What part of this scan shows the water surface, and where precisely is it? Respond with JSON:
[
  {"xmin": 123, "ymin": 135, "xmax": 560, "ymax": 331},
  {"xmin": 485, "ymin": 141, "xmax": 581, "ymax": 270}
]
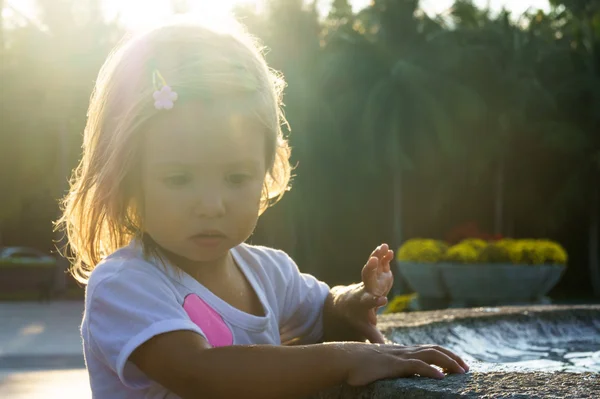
[{"xmin": 388, "ymin": 309, "xmax": 600, "ymax": 373}]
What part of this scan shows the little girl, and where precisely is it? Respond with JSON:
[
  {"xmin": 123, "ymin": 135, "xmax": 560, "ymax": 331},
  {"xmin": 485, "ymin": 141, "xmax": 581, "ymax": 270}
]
[{"xmin": 57, "ymin": 17, "xmax": 468, "ymax": 399}]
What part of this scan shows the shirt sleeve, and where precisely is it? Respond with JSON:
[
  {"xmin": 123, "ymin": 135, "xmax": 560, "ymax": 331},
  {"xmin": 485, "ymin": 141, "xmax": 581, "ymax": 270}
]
[
  {"xmin": 276, "ymin": 252, "xmax": 331, "ymax": 345},
  {"xmin": 85, "ymin": 260, "xmax": 206, "ymax": 389}
]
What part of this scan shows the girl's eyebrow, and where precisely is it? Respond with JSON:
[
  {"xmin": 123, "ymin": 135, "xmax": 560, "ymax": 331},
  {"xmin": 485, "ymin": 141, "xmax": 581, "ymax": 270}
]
[{"xmin": 150, "ymin": 160, "xmax": 261, "ymax": 170}]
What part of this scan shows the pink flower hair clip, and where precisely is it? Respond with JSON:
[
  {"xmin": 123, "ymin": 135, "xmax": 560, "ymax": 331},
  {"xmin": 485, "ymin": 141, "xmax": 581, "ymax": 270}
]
[{"xmin": 152, "ymin": 70, "xmax": 178, "ymax": 110}]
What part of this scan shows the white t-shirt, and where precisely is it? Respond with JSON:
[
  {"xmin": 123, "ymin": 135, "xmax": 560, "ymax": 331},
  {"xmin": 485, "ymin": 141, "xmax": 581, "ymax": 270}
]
[{"xmin": 81, "ymin": 241, "xmax": 330, "ymax": 399}]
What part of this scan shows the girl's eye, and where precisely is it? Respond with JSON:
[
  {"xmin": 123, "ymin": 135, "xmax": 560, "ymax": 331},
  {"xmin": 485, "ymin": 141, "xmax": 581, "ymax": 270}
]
[
  {"xmin": 227, "ymin": 173, "xmax": 251, "ymax": 185},
  {"xmin": 164, "ymin": 174, "xmax": 191, "ymax": 187}
]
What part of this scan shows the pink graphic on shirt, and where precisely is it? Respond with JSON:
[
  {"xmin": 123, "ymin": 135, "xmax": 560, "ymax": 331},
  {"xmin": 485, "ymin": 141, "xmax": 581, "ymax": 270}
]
[{"xmin": 183, "ymin": 294, "xmax": 233, "ymax": 347}]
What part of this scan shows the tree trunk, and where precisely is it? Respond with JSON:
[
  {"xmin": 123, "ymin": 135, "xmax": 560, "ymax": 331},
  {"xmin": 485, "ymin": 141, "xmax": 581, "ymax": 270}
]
[
  {"xmin": 506, "ymin": 210, "xmax": 514, "ymax": 238},
  {"xmin": 493, "ymin": 155, "xmax": 505, "ymax": 236},
  {"xmin": 392, "ymin": 166, "xmax": 402, "ymax": 254},
  {"xmin": 391, "ymin": 164, "xmax": 409, "ymax": 295},
  {"xmin": 589, "ymin": 181, "xmax": 600, "ymax": 297}
]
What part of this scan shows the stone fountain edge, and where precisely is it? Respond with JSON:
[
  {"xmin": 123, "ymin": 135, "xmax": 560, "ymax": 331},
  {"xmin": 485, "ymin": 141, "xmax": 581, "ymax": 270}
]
[{"xmin": 311, "ymin": 305, "xmax": 600, "ymax": 399}]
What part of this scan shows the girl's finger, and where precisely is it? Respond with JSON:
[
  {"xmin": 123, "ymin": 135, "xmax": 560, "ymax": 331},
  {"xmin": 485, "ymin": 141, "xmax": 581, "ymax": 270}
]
[
  {"xmin": 369, "ymin": 245, "xmax": 382, "ymax": 259},
  {"xmin": 395, "ymin": 359, "xmax": 445, "ymax": 380},
  {"xmin": 361, "ymin": 257, "xmax": 379, "ymax": 282},
  {"xmin": 406, "ymin": 348, "xmax": 465, "ymax": 374},
  {"xmin": 418, "ymin": 345, "xmax": 470, "ymax": 372},
  {"xmin": 385, "ymin": 250, "xmax": 394, "ymax": 268},
  {"xmin": 386, "ymin": 249, "xmax": 394, "ymax": 259},
  {"xmin": 370, "ymin": 244, "xmax": 388, "ymax": 260},
  {"xmin": 378, "ymin": 244, "xmax": 389, "ymax": 259}
]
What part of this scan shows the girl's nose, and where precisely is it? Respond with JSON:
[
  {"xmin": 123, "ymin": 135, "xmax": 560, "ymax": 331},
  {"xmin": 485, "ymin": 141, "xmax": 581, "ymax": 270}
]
[{"xmin": 192, "ymin": 191, "xmax": 226, "ymax": 218}]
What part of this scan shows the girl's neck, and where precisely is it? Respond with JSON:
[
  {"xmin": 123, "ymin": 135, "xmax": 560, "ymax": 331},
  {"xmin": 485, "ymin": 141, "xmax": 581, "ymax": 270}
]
[{"xmin": 163, "ymin": 249, "xmax": 235, "ymax": 285}]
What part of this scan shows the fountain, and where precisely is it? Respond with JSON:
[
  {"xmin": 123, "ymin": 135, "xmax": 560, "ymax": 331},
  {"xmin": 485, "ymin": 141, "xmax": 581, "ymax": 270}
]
[{"xmin": 313, "ymin": 305, "xmax": 600, "ymax": 398}]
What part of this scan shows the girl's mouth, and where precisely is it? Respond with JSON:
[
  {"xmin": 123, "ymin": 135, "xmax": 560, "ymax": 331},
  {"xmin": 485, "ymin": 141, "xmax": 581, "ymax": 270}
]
[{"xmin": 191, "ymin": 232, "xmax": 226, "ymax": 248}]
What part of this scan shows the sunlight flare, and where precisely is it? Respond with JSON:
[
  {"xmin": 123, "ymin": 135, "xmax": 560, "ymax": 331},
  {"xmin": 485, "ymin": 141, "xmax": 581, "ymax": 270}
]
[{"xmin": 101, "ymin": 0, "xmax": 261, "ymax": 31}]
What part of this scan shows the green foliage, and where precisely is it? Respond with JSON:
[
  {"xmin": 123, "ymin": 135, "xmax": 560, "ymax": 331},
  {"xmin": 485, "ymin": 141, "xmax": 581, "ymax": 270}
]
[
  {"xmin": 398, "ymin": 238, "xmax": 568, "ymax": 265},
  {"xmin": 444, "ymin": 242, "xmax": 480, "ymax": 263},
  {"xmin": 460, "ymin": 238, "xmax": 488, "ymax": 250},
  {"xmin": 396, "ymin": 239, "xmax": 448, "ymax": 263},
  {"xmin": 477, "ymin": 242, "xmax": 513, "ymax": 263},
  {"xmin": 0, "ymin": 0, "xmax": 121, "ymax": 245},
  {"xmin": 382, "ymin": 293, "xmax": 417, "ymax": 314},
  {"xmin": 509, "ymin": 239, "xmax": 569, "ymax": 265},
  {"xmin": 0, "ymin": 0, "xmax": 596, "ymax": 286}
]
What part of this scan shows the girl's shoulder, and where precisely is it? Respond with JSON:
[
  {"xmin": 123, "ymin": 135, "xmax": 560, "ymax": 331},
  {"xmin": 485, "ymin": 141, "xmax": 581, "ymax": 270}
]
[
  {"xmin": 86, "ymin": 244, "xmax": 171, "ymax": 300},
  {"xmin": 88, "ymin": 245, "xmax": 148, "ymax": 281}
]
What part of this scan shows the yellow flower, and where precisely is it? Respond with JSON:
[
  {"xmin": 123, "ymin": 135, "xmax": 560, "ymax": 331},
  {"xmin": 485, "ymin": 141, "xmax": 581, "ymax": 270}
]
[
  {"xmin": 460, "ymin": 238, "xmax": 488, "ymax": 250},
  {"xmin": 501, "ymin": 239, "xmax": 568, "ymax": 265},
  {"xmin": 443, "ymin": 242, "xmax": 480, "ymax": 263},
  {"xmin": 534, "ymin": 240, "xmax": 568, "ymax": 265},
  {"xmin": 382, "ymin": 294, "xmax": 417, "ymax": 314},
  {"xmin": 478, "ymin": 242, "xmax": 512, "ymax": 263},
  {"xmin": 397, "ymin": 239, "xmax": 447, "ymax": 263},
  {"xmin": 397, "ymin": 237, "xmax": 568, "ymax": 266}
]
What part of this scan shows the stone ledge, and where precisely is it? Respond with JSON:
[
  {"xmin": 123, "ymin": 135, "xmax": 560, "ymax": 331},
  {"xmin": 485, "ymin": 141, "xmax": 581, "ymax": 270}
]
[
  {"xmin": 378, "ymin": 305, "xmax": 600, "ymax": 331},
  {"xmin": 314, "ymin": 371, "xmax": 599, "ymax": 399},
  {"xmin": 311, "ymin": 305, "xmax": 600, "ymax": 399}
]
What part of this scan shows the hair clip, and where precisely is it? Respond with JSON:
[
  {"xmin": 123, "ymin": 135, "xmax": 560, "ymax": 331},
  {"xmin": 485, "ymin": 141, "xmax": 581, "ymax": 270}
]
[{"xmin": 152, "ymin": 70, "xmax": 178, "ymax": 110}]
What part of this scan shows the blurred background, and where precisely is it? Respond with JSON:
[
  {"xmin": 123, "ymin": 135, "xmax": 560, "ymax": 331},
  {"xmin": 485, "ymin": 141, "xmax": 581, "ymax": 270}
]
[
  {"xmin": 1, "ymin": 0, "xmax": 599, "ymax": 301},
  {"xmin": 1, "ymin": 0, "xmax": 599, "ymax": 397}
]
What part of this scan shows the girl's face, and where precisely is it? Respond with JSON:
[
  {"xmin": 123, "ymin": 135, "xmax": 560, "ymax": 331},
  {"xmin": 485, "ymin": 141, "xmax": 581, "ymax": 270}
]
[{"xmin": 140, "ymin": 101, "xmax": 267, "ymax": 265}]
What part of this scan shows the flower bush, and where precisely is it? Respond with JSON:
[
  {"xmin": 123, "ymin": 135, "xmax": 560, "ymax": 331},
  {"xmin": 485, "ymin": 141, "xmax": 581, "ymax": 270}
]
[
  {"xmin": 477, "ymin": 242, "xmax": 512, "ymax": 263},
  {"xmin": 397, "ymin": 238, "xmax": 568, "ymax": 266},
  {"xmin": 396, "ymin": 239, "xmax": 448, "ymax": 263},
  {"xmin": 382, "ymin": 293, "xmax": 417, "ymax": 314},
  {"xmin": 461, "ymin": 238, "xmax": 488, "ymax": 250},
  {"xmin": 509, "ymin": 239, "xmax": 568, "ymax": 265},
  {"xmin": 443, "ymin": 242, "xmax": 479, "ymax": 263}
]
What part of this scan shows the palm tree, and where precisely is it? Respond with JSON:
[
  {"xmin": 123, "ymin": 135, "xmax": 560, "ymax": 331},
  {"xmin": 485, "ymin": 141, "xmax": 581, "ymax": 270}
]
[
  {"xmin": 433, "ymin": 4, "xmax": 568, "ymax": 238},
  {"xmin": 548, "ymin": 0, "xmax": 600, "ymax": 295},
  {"xmin": 316, "ymin": 0, "xmax": 484, "ymax": 288}
]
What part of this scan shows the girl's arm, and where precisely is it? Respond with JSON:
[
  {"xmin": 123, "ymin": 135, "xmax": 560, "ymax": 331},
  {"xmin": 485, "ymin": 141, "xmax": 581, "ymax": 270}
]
[
  {"xmin": 130, "ymin": 330, "xmax": 467, "ymax": 399},
  {"xmin": 322, "ymin": 283, "xmax": 381, "ymax": 343},
  {"xmin": 322, "ymin": 245, "xmax": 396, "ymax": 344}
]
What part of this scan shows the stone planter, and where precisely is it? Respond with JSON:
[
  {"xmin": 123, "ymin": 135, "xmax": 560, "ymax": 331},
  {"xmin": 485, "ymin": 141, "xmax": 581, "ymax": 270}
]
[
  {"xmin": 396, "ymin": 261, "xmax": 566, "ymax": 309},
  {"xmin": 396, "ymin": 262, "xmax": 446, "ymax": 299},
  {"xmin": 440, "ymin": 263, "xmax": 565, "ymax": 304}
]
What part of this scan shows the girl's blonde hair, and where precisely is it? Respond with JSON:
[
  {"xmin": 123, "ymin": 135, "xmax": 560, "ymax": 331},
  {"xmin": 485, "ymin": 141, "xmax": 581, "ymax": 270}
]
[{"xmin": 56, "ymin": 17, "xmax": 292, "ymax": 284}]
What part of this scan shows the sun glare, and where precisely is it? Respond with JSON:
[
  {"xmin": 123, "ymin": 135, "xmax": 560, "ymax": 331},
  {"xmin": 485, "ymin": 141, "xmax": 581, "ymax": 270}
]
[
  {"xmin": 9, "ymin": 0, "xmax": 551, "ymax": 33},
  {"xmin": 101, "ymin": 0, "xmax": 261, "ymax": 32},
  {"xmin": 101, "ymin": 0, "xmax": 550, "ymax": 32}
]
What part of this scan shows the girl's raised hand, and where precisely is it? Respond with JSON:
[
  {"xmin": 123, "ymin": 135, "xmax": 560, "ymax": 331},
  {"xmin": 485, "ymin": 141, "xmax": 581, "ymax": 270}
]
[{"xmin": 361, "ymin": 244, "xmax": 394, "ymax": 325}]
